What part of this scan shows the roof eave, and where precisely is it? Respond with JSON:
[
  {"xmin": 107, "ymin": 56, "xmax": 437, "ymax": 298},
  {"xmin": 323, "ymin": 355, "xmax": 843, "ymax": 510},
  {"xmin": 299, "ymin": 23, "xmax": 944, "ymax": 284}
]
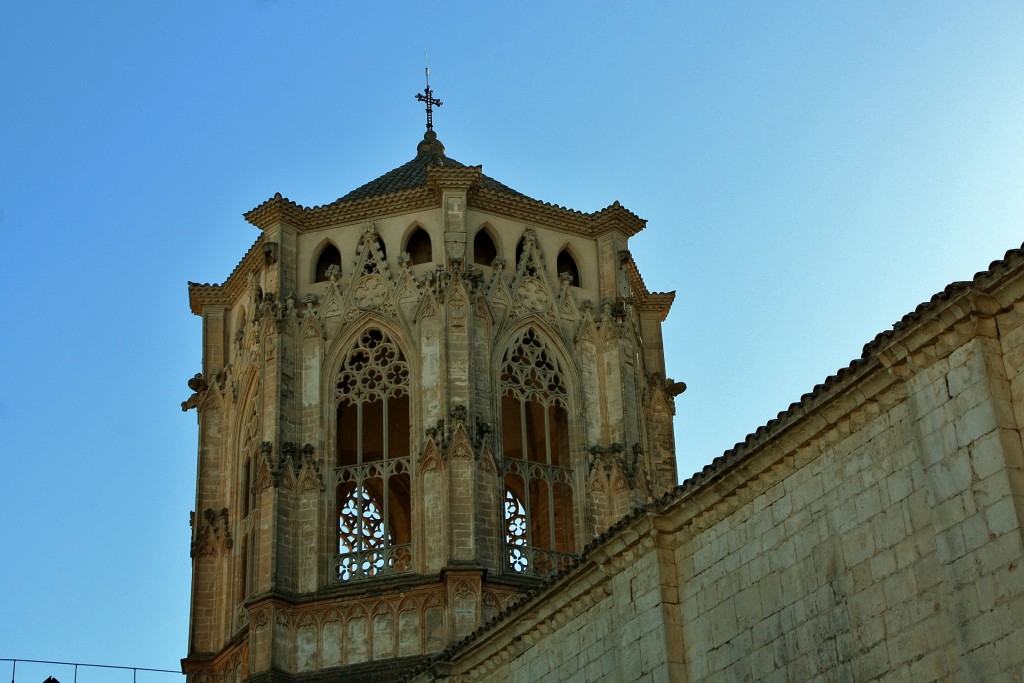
[
  {"xmin": 244, "ymin": 193, "xmax": 308, "ymax": 231},
  {"xmin": 470, "ymin": 188, "xmax": 647, "ymax": 237},
  {"xmin": 187, "ymin": 236, "xmax": 264, "ymax": 315}
]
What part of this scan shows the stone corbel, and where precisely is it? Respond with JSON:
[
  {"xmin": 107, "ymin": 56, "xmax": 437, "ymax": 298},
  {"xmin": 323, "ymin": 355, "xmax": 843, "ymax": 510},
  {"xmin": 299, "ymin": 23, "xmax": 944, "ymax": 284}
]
[
  {"xmin": 445, "ymin": 232, "xmax": 467, "ymax": 264},
  {"xmin": 181, "ymin": 372, "xmax": 208, "ymax": 411}
]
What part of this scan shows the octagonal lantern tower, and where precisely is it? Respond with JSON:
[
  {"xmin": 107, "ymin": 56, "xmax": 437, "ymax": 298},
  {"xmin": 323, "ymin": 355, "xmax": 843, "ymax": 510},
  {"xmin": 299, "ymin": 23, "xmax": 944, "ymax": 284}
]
[{"xmin": 181, "ymin": 124, "xmax": 682, "ymax": 682}]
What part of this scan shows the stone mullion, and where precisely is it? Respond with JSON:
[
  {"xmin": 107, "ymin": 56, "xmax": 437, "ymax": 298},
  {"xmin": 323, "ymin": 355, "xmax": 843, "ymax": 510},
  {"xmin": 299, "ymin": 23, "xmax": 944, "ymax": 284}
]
[
  {"xmin": 382, "ymin": 468, "xmax": 392, "ymax": 560},
  {"xmin": 382, "ymin": 397, "xmax": 391, "ymax": 561},
  {"xmin": 382, "ymin": 394, "xmax": 390, "ymax": 460},
  {"xmin": 520, "ymin": 460, "xmax": 533, "ymax": 554},
  {"xmin": 543, "ymin": 401, "xmax": 552, "ymax": 466},
  {"xmin": 542, "ymin": 404, "xmax": 557, "ymax": 556},
  {"xmin": 518, "ymin": 398, "xmax": 527, "ymax": 462},
  {"xmin": 356, "ymin": 401, "xmax": 364, "ymax": 466}
]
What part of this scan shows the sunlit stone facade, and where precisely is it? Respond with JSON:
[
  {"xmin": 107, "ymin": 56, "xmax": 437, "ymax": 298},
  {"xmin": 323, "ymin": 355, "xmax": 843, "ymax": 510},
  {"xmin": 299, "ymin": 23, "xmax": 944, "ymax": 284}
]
[
  {"xmin": 182, "ymin": 130, "xmax": 681, "ymax": 682},
  {"xmin": 183, "ymin": 126, "xmax": 1024, "ymax": 682},
  {"xmin": 408, "ymin": 248, "xmax": 1024, "ymax": 683}
]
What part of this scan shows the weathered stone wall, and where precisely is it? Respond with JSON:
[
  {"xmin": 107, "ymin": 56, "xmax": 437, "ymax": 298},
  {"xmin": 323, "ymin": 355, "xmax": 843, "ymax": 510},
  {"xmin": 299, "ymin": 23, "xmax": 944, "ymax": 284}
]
[
  {"xmin": 672, "ymin": 308, "xmax": 1024, "ymax": 682},
  {"xmin": 417, "ymin": 250, "xmax": 1024, "ymax": 682}
]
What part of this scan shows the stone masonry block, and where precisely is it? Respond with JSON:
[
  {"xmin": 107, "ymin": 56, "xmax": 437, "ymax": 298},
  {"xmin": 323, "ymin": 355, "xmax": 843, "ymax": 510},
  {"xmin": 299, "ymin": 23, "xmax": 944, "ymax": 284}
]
[
  {"xmin": 974, "ymin": 471, "xmax": 1013, "ymax": 510},
  {"xmin": 948, "ymin": 343, "xmax": 987, "ymax": 393},
  {"xmin": 934, "ymin": 524, "xmax": 967, "ymax": 563},
  {"xmin": 961, "ymin": 513, "xmax": 990, "ymax": 553},
  {"xmin": 855, "ymin": 484, "xmax": 884, "ymax": 523},
  {"xmin": 915, "ymin": 400, "xmax": 952, "ymax": 439},
  {"xmin": 969, "ymin": 429, "xmax": 1020, "ymax": 481},
  {"xmin": 926, "ymin": 450, "xmax": 973, "ymax": 503},
  {"xmin": 956, "ymin": 400, "xmax": 1001, "ymax": 449}
]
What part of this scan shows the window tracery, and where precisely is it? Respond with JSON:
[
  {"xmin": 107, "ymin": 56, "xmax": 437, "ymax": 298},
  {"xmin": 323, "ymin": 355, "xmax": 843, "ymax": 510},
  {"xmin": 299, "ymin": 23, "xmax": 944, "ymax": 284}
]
[
  {"xmin": 500, "ymin": 328, "xmax": 576, "ymax": 576},
  {"xmin": 337, "ymin": 485, "xmax": 392, "ymax": 580},
  {"xmin": 334, "ymin": 328, "xmax": 412, "ymax": 581},
  {"xmin": 362, "ymin": 237, "xmax": 387, "ymax": 275},
  {"xmin": 504, "ymin": 490, "xmax": 528, "ymax": 572}
]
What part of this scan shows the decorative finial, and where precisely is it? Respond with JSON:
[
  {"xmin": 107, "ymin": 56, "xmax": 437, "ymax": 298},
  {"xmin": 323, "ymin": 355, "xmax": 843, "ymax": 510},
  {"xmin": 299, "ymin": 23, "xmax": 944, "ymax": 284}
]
[{"xmin": 415, "ymin": 55, "xmax": 442, "ymax": 132}]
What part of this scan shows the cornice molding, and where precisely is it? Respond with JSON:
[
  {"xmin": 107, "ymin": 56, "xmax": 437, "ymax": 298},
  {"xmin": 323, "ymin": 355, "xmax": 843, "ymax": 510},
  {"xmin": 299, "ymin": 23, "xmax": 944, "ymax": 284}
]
[
  {"xmin": 188, "ymin": 235, "xmax": 264, "ymax": 316},
  {"xmin": 241, "ymin": 182, "xmax": 647, "ymax": 239},
  {"xmin": 426, "ymin": 165, "xmax": 483, "ymax": 193},
  {"xmin": 622, "ymin": 254, "xmax": 674, "ymax": 320}
]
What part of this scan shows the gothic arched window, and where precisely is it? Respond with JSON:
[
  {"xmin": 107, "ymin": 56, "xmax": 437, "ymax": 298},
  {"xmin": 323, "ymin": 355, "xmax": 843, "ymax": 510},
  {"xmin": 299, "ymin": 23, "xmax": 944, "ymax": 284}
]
[
  {"xmin": 315, "ymin": 243, "xmax": 342, "ymax": 282},
  {"xmin": 334, "ymin": 328, "xmax": 412, "ymax": 581},
  {"xmin": 406, "ymin": 227, "xmax": 432, "ymax": 265},
  {"xmin": 500, "ymin": 328, "xmax": 575, "ymax": 576},
  {"xmin": 556, "ymin": 249, "xmax": 580, "ymax": 287},
  {"xmin": 474, "ymin": 229, "xmax": 498, "ymax": 266}
]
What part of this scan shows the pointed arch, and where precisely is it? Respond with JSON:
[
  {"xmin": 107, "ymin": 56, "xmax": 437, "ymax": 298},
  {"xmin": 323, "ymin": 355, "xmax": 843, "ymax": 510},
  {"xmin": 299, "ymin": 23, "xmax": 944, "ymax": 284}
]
[
  {"xmin": 473, "ymin": 226, "xmax": 499, "ymax": 266},
  {"xmin": 314, "ymin": 241, "xmax": 342, "ymax": 283},
  {"xmin": 323, "ymin": 312, "xmax": 417, "ymax": 385},
  {"xmin": 496, "ymin": 324, "xmax": 577, "ymax": 576},
  {"xmin": 404, "ymin": 225, "xmax": 433, "ymax": 265},
  {"xmin": 235, "ymin": 368, "xmax": 261, "ymax": 517},
  {"xmin": 332, "ymin": 325, "xmax": 413, "ymax": 582},
  {"xmin": 556, "ymin": 247, "xmax": 581, "ymax": 287},
  {"xmin": 233, "ymin": 370, "xmax": 260, "ymax": 620},
  {"xmin": 493, "ymin": 316, "xmax": 580, "ymax": 396}
]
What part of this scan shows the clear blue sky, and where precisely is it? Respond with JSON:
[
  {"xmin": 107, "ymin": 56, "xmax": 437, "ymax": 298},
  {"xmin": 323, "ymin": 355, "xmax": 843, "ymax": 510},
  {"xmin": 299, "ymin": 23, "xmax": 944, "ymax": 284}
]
[{"xmin": 2, "ymin": 1, "xmax": 1023, "ymax": 676}]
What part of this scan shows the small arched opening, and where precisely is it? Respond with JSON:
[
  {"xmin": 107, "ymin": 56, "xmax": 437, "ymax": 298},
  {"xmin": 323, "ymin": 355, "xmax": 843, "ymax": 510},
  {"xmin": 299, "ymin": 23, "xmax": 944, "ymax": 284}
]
[
  {"xmin": 556, "ymin": 249, "xmax": 580, "ymax": 287},
  {"xmin": 474, "ymin": 229, "xmax": 498, "ymax": 266},
  {"xmin": 406, "ymin": 227, "xmax": 432, "ymax": 265},
  {"xmin": 315, "ymin": 243, "xmax": 342, "ymax": 282}
]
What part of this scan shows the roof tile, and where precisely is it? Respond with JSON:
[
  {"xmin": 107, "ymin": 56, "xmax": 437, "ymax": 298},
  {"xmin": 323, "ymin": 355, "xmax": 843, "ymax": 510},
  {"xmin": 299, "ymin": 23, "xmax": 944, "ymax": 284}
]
[{"xmin": 338, "ymin": 131, "xmax": 529, "ymax": 202}]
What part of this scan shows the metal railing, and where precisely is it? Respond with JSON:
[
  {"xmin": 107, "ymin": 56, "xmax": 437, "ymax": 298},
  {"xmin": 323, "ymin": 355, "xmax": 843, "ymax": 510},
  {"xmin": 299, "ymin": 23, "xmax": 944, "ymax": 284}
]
[{"xmin": 3, "ymin": 658, "xmax": 184, "ymax": 683}]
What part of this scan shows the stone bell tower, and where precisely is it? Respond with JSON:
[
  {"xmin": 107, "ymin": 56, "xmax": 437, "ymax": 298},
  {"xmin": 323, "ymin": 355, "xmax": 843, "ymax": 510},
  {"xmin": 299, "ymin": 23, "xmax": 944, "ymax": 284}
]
[{"xmin": 181, "ymin": 113, "xmax": 683, "ymax": 681}]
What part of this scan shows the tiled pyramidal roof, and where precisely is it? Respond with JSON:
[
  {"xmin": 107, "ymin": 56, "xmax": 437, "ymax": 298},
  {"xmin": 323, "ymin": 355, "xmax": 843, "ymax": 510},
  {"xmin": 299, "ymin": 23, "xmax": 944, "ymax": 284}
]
[
  {"xmin": 196, "ymin": 128, "xmax": 654, "ymax": 316},
  {"xmin": 240, "ymin": 129, "xmax": 648, "ymax": 238},
  {"xmin": 338, "ymin": 130, "xmax": 529, "ymax": 202}
]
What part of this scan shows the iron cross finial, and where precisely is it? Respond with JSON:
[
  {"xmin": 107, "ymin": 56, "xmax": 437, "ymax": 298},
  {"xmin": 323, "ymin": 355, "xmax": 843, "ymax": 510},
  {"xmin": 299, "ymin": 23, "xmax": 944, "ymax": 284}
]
[{"xmin": 415, "ymin": 65, "xmax": 442, "ymax": 132}]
